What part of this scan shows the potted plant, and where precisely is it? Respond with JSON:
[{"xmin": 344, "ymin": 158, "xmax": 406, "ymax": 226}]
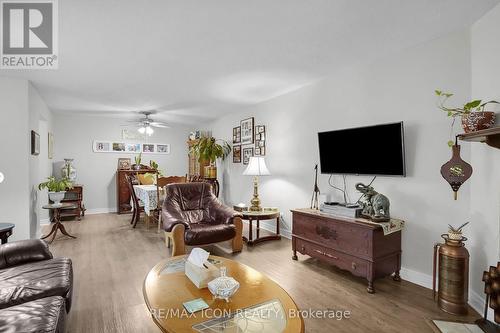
[
  {"xmin": 38, "ymin": 176, "xmax": 73, "ymax": 206},
  {"xmin": 436, "ymin": 90, "xmax": 498, "ymax": 144},
  {"xmin": 132, "ymin": 152, "xmax": 142, "ymax": 170},
  {"xmin": 190, "ymin": 137, "xmax": 231, "ymax": 179}
]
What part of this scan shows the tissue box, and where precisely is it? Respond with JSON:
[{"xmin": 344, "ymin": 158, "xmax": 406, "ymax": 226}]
[{"xmin": 185, "ymin": 260, "xmax": 219, "ymax": 289}]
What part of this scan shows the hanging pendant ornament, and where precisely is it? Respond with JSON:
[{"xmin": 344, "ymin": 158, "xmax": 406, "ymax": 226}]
[{"xmin": 440, "ymin": 140, "xmax": 472, "ymax": 200}]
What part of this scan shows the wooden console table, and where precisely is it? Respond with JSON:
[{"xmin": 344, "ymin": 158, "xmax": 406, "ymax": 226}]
[{"xmin": 291, "ymin": 208, "xmax": 402, "ymax": 293}]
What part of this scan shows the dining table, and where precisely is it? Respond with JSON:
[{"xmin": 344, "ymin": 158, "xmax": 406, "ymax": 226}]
[{"xmin": 133, "ymin": 184, "xmax": 162, "ymax": 230}]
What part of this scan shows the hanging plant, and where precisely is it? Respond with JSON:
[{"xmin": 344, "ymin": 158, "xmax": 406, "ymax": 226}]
[{"xmin": 435, "ymin": 90, "xmax": 498, "ymax": 146}]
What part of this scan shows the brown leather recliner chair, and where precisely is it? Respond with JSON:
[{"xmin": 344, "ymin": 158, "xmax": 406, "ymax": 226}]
[{"xmin": 162, "ymin": 182, "xmax": 243, "ymax": 256}]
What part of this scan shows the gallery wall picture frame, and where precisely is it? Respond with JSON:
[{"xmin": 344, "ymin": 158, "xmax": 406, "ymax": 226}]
[
  {"xmin": 92, "ymin": 141, "xmax": 170, "ymax": 154},
  {"xmin": 243, "ymin": 147, "xmax": 254, "ymax": 165},
  {"xmin": 233, "ymin": 145, "xmax": 241, "ymax": 163},
  {"xmin": 48, "ymin": 132, "xmax": 54, "ymax": 159},
  {"xmin": 118, "ymin": 158, "xmax": 131, "ymax": 170},
  {"xmin": 254, "ymin": 125, "xmax": 266, "ymax": 156},
  {"xmin": 240, "ymin": 117, "xmax": 254, "ymax": 145},
  {"xmin": 31, "ymin": 130, "xmax": 40, "ymax": 156},
  {"xmin": 233, "ymin": 126, "xmax": 241, "ymax": 144}
]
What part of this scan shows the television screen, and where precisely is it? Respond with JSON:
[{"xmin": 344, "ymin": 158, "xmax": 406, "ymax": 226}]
[{"xmin": 318, "ymin": 122, "xmax": 406, "ymax": 176}]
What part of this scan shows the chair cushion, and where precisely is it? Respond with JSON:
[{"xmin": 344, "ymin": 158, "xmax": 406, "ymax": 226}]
[
  {"xmin": 0, "ymin": 296, "xmax": 66, "ymax": 333},
  {"xmin": 185, "ymin": 223, "xmax": 236, "ymax": 246},
  {"xmin": 0, "ymin": 257, "xmax": 73, "ymax": 311}
]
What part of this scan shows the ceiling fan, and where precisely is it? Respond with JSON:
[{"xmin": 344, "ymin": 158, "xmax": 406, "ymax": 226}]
[{"xmin": 124, "ymin": 111, "xmax": 169, "ymax": 136}]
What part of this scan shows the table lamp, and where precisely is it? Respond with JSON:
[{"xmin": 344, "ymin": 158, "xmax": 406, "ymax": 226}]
[{"xmin": 243, "ymin": 157, "xmax": 270, "ymax": 212}]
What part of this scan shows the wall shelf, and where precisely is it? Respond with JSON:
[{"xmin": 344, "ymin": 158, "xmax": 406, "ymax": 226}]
[{"xmin": 457, "ymin": 127, "xmax": 500, "ymax": 149}]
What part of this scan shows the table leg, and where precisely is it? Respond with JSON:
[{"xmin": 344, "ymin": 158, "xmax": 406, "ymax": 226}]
[
  {"xmin": 256, "ymin": 219, "xmax": 260, "ymax": 239},
  {"xmin": 276, "ymin": 217, "xmax": 280, "ymax": 235},
  {"xmin": 1, "ymin": 236, "xmax": 7, "ymax": 244}
]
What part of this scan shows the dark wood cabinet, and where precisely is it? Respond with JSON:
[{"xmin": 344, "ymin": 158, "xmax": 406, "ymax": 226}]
[
  {"xmin": 116, "ymin": 169, "xmax": 152, "ymax": 214},
  {"xmin": 291, "ymin": 208, "xmax": 401, "ymax": 293}
]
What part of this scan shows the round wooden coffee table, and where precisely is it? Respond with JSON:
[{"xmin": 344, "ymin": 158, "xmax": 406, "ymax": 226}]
[{"xmin": 143, "ymin": 255, "xmax": 304, "ymax": 332}]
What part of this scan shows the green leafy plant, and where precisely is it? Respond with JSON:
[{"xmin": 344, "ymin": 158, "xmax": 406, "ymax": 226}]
[
  {"xmin": 435, "ymin": 90, "xmax": 499, "ymax": 146},
  {"xmin": 190, "ymin": 137, "xmax": 231, "ymax": 164},
  {"xmin": 38, "ymin": 176, "xmax": 73, "ymax": 192},
  {"xmin": 134, "ymin": 152, "xmax": 142, "ymax": 165},
  {"xmin": 149, "ymin": 160, "xmax": 164, "ymax": 177}
]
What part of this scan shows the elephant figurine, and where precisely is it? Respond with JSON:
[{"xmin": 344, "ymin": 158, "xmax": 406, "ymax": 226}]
[{"xmin": 355, "ymin": 183, "xmax": 390, "ymax": 222}]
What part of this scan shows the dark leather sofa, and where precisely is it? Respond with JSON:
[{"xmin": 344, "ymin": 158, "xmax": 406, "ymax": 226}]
[
  {"xmin": 0, "ymin": 239, "xmax": 73, "ymax": 332},
  {"xmin": 162, "ymin": 182, "xmax": 243, "ymax": 256}
]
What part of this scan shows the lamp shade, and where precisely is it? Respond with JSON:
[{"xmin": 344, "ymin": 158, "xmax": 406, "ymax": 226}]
[
  {"xmin": 0, "ymin": 172, "xmax": 4, "ymax": 183},
  {"xmin": 243, "ymin": 157, "xmax": 270, "ymax": 176}
]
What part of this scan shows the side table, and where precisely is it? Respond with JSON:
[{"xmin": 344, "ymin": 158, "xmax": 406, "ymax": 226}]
[
  {"xmin": 241, "ymin": 211, "xmax": 281, "ymax": 246},
  {"xmin": 0, "ymin": 223, "xmax": 15, "ymax": 244},
  {"xmin": 41, "ymin": 203, "xmax": 77, "ymax": 243}
]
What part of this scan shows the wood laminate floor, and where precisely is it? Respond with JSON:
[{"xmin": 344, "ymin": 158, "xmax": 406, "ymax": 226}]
[{"xmin": 44, "ymin": 213, "xmax": 479, "ymax": 333}]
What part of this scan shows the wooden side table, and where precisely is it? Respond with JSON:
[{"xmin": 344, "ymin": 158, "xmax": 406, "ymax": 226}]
[
  {"xmin": 241, "ymin": 211, "xmax": 281, "ymax": 246},
  {"xmin": 0, "ymin": 223, "xmax": 14, "ymax": 244},
  {"xmin": 42, "ymin": 203, "xmax": 77, "ymax": 243}
]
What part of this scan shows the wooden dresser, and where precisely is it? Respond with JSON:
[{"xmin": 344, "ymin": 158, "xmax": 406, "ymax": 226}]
[
  {"xmin": 116, "ymin": 169, "xmax": 152, "ymax": 214},
  {"xmin": 291, "ymin": 208, "xmax": 402, "ymax": 293}
]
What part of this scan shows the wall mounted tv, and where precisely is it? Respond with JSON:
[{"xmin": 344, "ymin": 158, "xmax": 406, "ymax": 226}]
[{"xmin": 318, "ymin": 122, "xmax": 406, "ymax": 176}]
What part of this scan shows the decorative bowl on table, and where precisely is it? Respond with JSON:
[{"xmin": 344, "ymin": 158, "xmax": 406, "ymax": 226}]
[{"xmin": 208, "ymin": 267, "xmax": 240, "ymax": 302}]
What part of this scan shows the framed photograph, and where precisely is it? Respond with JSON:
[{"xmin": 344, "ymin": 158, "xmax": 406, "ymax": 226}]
[
  {"xmin": 233, "ymin": 145, "xmax": 241, "ymax": 163},
  {"xmin": 93, "ymin": 141, "xmax": 110, "ymax": 152},
  {"xmin": 240, "ymin": 117, "xmax": 254, "ymax": 145},
  {"xmin": 255, "ymin": 147, "xmax": 261, "ymax": 156},
  {"xmin": 48, "ymin": 132, "xmax": 54, "ymax": 159},
  {"xmin": 233, "ymin": 126, "xmax": 241, "ymax": 144},
  {"xmin": 118, "ymin": 158, "xmax": 131, "ymax": 170},
  {"xmin": 142, "ymin": 144, "xmax": 155, "ymax": 153},
  {"xmin": 156, "ymin": 144, "xmax": 170, "ymax": 153},
  {"xmin": 125, "ymin": 143, "xmax": 141, "ymax": 152},
  {"xmin": 31, "ymin": 130, "xmax": 40, "ymax": 155},
  {"xmin": 243, "ymin": 147, "xmax": 253, "ymax": 165},
  {"xmin": 254, "ymin": 125, "xmax": 266, "ymax": 156},
  {"xmin": 112, "ymin": 142, "xmax": 125, "ymax": 152}
]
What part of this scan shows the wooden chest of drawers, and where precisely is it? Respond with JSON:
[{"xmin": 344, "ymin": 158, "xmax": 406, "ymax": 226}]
[{"xmin": 291, "ymin": 208, "xmax": 402, "ymax": 293}]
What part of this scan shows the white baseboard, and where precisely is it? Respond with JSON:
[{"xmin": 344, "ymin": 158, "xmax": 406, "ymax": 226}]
[
  {"xmin": 40, "ymin": 218, "xmax": 50, "ymax": 226},
  {"xmin": 85, "ymin": 207, "xmax": 117, "ymax": 215}
]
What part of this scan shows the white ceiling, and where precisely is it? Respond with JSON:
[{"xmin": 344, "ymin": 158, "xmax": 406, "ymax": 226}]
[{"xmin": 1, "ymin": 0, "xmax": 499, "ymax": 125}]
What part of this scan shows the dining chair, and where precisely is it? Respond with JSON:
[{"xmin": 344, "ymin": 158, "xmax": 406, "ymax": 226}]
[
  {"xmin": 125, "ymin": 174, "xmax": 145, "ymax": 228},
  {"xmin": 154, "ymin": 175, "xmax": 187, "ymax": 233}
]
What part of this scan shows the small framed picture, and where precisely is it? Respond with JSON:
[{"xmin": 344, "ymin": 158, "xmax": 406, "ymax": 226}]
[
  {"xmin": 112, "ymin": 142, "xmax": 125, "ymax": 152},
  {"xmin": 255, "ymin": 147, "xmax": 261, "ymax": 156},
  {"xmin": 118, "ymin": 158, "xmax": 131, "ymax": 170},
  {"xmin": 233, "ymin": 145, "xmax": 241, "ymax": 163},
  {"xmin": 243, "ymin": 147, "xmax": 254, "ymax": 165},
  {"xmin": 31, "ymin": 130, "xmax": 40, "ymax": 155},
  {"xmin": 156, "ymin": 144, "xmax": 170, "ymax": 154},
  {"xmin": 256, "ymin": 125, "xmax": 265, "ymax": 134},
  {"xmin": 233, "ymin": 126, "xmax": 241, "ymax": 144},
  {"xmin": 142, "ymin": 144, "xmax": 155, "ymax": 153},
  {"xmin": 125, "ymin": 143, "xmax": 141, "ymax": 152},
  {"xmin": 240, "ymin": 117, "xmax": 254, "ymax": 145},
  {"xmin": 48, "ymin": 132, "xmax": 54, "ymax": 159}
]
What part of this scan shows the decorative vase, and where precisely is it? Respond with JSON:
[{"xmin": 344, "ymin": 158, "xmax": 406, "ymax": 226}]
[
  {"xmin": 132, "ymin": 164, "xmax": 142, "ymax": 171},
  {"xmin": 461, "ymin": 112, "xmax": 496, "ymax": 133},
  {"xmin": 49, "ymin": 191, "xmax": 66, "ymax": 207},
  {"xmin": 204, "ymin": 165, "xmax": 217, "ymax": 179},
  {"xmin": 61, "ymin": 159, "xmax": 77, "ymax": 182},
  {"xmin": 207, "ymin": 267, "xmax": 240, "ymax": 302}
]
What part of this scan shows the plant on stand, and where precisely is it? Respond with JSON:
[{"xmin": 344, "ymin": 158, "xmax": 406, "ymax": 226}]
[
  {"xmin": 435, "ymin": 90, "xmax": 498, "ymax": 146},
  {"xmin": 190, "ymin": 137, "xmax": 231, "ymax": 179},
  {"xmin": 132, "ymin": 153, "xmax": 142, "ymax": 170},
  {"xmin": 38, "ymin": 176, "xmax": 73, "ymax": 206}
]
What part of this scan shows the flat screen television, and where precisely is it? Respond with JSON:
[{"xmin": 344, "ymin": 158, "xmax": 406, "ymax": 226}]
[{"xmin": 318, "ymin": 122, "xmax": 406, "ymax": 176}]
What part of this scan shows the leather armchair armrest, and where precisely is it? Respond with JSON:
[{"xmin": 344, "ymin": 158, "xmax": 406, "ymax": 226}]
[
  {"xmin": 208, "ymin": 200, "xmax": 242, "ymax": 225},
  {"xmin": 0, "ymin": 239, "xmax": 53, "ymax": 269}
]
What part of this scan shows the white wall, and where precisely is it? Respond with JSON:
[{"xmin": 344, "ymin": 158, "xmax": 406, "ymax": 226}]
[
  {"xmin": 470, "ymin": 2, "xmax": 500, "ymax": 315},
  {"xmin": 209, "ymin": 30, "xmax": 475, "ymax": 295},
  {"xmin": 53, "ymin": 114, "xmax": 192, "ymax": 212},
  {"xmin": 0, "ymin": 77, "xmax": 30, "ymax": 241},
  {"xmin": 28, "ymin": 83, "xmax": 53, "ymax": 236}
]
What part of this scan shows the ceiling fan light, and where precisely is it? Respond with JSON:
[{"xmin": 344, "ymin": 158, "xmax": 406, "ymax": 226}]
[
  {"xmin": 146, "ymin": 126, "xmax": 154, "ymax": 135},
  {"xmin": 138, "ymin": 127, "xmax": 146, "ymax": 134}
]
